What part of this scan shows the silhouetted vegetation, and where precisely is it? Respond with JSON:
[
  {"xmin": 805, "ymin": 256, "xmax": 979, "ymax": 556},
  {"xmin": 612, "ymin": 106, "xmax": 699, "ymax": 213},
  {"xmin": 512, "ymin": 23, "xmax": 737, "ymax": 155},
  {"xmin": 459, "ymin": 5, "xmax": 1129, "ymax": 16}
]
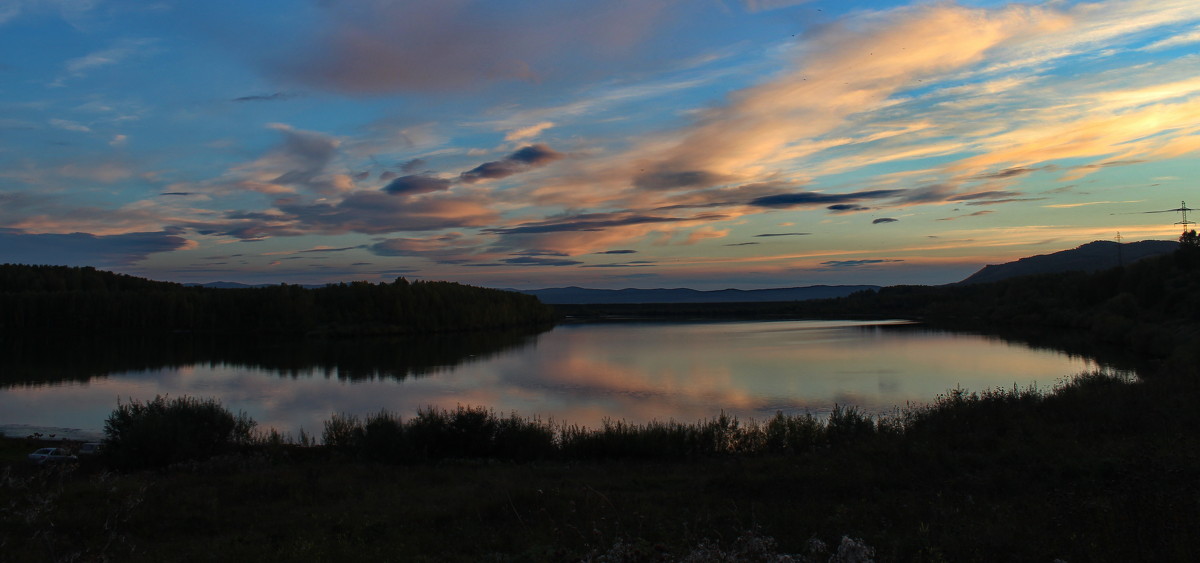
[
  {"xmin": 824, "ymin": 243, "xmax": 1200, "ymax": 366},
  {"xmin": 0, "ymin": 264, "xmax": 554, "ymax": 335},
  {"xmin": 1181, "ymin": 229, "xmax": 1199, "ymax": 248},
  {"xmin": 323, "ymin": 407, "xmax": 559, "ymax": 463},
  {"xmin": 5, "ymin": 367, "xmax": 1198, "ymax": 560},
  {"xmin": 322, "ymin": 406, "xmax": 838, "ymax": 462},
  {"xmin": 101, "ymin": 395, "xmax": 256, "ymax": 470},
  {"xmin": 560, "ymin": 242, "xmax": 1200, "ymax": 369}
]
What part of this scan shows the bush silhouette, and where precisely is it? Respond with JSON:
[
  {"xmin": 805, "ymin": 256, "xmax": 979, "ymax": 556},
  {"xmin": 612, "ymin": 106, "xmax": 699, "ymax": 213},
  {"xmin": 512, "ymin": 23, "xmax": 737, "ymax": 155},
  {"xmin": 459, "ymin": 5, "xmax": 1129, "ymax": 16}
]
[{"xmin": 103, "ymin": 395, "xmax": 256, "ymax": 469}]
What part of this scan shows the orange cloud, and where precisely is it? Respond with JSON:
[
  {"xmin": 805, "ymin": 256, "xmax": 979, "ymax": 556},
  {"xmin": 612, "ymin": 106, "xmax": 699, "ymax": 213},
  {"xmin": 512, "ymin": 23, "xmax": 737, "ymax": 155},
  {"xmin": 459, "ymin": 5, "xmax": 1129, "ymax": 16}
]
[
  {"xmin": 638, "ymin": 4, "xmax": 1067, "ymax": 179},
  {"xmin": 947, "ymin": 99, "xmax": 1200, "ymax": 181},
  {"xmin": 490, "ymin": 3, "xmax": 1080, "ymax": 255}
]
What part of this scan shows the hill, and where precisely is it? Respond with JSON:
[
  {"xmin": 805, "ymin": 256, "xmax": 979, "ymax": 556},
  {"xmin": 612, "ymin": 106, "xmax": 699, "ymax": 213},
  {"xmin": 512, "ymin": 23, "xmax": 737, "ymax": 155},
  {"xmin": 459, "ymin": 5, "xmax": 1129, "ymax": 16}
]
[
  {"xmin": 957, "ymin": 239, "xmax": 1177, "ymax": 285},
  {"xmin": 556, "ymin": 240, "xmax": 1200, "ymax": 368},
  {"xmin": 808, "ymin": 242, "xmax": 1200, "ymax": 366},
  {"xmin": 515, "ymin": 284, "xmax": 879, "ymax": 304}
]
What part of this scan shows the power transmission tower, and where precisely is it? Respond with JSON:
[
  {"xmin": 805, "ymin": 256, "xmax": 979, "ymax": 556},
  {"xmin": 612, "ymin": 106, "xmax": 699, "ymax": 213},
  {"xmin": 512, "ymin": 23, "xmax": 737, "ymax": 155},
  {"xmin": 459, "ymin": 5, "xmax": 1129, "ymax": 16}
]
[
  {"xmin": 1174, "ymin": 201, "xmax": 1196, "ymax": 230},
  {"xmin": 1132, "ymin": 201, "xmax": 1196, "ymax": 234}
]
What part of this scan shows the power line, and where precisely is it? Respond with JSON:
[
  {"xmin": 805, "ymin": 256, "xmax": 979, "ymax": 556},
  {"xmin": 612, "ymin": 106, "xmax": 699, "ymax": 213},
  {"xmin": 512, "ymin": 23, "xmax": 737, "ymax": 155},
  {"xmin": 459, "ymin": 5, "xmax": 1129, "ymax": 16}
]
[
  {"xmin": 1116, "ymin": 201, "xmax": 1197, "ymax": 233},
  {"xmin": 1140, "ymin": 201, "xmax": 1196, "ymax": 230}
]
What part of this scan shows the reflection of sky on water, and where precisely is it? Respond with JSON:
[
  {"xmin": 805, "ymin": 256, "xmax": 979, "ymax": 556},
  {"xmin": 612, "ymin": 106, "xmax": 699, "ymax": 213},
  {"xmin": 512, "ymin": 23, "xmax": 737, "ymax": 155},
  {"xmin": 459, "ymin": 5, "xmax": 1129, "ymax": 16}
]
[{"xmin": 0, "ymin": 320, "xmax": 1107, "ymax": 438}]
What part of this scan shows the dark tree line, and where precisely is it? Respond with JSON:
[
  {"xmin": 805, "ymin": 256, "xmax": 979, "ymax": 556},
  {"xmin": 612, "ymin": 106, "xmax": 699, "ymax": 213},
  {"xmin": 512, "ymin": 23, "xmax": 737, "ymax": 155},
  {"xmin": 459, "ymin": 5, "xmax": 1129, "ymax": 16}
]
[
  {"xmin": 560, "ymin": 242, "xmax": 1200, "ymax": 370},
  {"xmin": 822, "ymin": 242, "xmax": 1200, "ymax": 358},
  {"xmin": 0, "ymin": 264, "xmax": 555, "ymax": 335},
  {"xmin": 810, "ymin": 244, "xmax": 1199, "ymax": 367}
]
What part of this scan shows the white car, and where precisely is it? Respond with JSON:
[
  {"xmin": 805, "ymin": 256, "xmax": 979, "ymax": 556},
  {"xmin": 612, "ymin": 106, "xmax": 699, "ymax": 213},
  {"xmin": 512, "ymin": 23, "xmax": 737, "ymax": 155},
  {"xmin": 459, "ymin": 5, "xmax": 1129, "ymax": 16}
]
[{"xmin": 28, "ymin": 447, "xmax": 77, "ymax": 464}]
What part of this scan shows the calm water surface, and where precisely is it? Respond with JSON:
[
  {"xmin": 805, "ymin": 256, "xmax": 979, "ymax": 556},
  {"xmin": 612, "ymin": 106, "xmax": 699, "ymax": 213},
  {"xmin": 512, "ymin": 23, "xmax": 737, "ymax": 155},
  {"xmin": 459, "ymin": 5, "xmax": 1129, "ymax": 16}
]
[{"xmin": 0, "ymin": 320, "xmax": 1111, "ymax": 439}]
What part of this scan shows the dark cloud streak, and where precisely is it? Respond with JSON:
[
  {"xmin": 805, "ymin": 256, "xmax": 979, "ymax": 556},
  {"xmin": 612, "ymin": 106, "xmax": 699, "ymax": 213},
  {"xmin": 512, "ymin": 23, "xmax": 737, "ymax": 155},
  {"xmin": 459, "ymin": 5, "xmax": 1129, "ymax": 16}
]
[
  {"xmin": 0, "ymin": 229, "xmax": 192, "ymax": 267},
  {"xmin": 583, "ymin": 261, "xmax": 656, "ymax": 268},
  {"xmin": 300, "ymin": 246, "xmax": 364, "ymax": 253},
  {"xmin": 821, "ymin": 259, "xmax": 903, "ymax": 268},
  {"xmin": 232, "ymin": 92, "xmax": 295, "ymax": 102},
  {"xmin": 970, "ymin": 166, "xmax": 1039, "ymax": 180},
  {"xmin": 486, "ymin": 212, "xmax": 726, "ymax": 235},
  {"xmin": 460, "ymin": 144, "xmax": 564, "ymax": 183},
  {"xmin": 949, "ymin": 190, "xmax": 1022, "ymax": 201},
  {"xmin": 382, "ymin": 174, "xmax": 452, "ymax": 196},
  {"xmin": 749, "ymin": 189, "xmax": 904, "ymax": 209},
  {"xmin": 502, "ymin": 256, "xmax": 583, "ymax": 267}
]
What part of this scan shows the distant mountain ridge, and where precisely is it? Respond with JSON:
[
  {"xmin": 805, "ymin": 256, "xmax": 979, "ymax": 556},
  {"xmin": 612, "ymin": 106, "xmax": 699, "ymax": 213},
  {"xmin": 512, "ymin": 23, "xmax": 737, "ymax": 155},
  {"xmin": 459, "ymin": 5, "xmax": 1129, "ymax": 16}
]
[
  {"xmin": 957, "ymin": 240, "xmax": 1178, "ymax": 285},
  {"xmin": 513, "ymin": 285, "xmax": 879, "ymax": 305},
  {"xmin": 181, "ymin": 240, "xmax": 1179, "ymax": 302}
]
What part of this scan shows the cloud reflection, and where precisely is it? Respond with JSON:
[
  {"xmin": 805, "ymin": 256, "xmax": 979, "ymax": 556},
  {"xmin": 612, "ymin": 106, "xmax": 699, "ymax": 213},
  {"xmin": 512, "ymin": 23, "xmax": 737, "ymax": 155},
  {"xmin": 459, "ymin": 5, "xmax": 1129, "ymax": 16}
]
[{"xmin": 0, "ymin": 321, "xmax": 1107, "ymax": 437}]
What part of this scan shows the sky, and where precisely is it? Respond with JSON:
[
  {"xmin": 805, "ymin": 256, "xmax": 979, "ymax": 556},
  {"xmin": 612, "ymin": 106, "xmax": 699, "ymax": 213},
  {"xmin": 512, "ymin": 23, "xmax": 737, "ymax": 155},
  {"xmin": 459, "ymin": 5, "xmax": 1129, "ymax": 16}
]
[{"xmin": 1, "ymin": 0, "xmax": 1198, "ymax": 290}]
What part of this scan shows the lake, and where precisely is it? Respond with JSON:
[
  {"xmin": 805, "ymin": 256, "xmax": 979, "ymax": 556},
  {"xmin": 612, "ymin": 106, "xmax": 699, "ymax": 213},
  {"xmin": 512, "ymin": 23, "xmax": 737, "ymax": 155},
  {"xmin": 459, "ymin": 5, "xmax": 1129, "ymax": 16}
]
[{"xmin": 0, "ymin": 320, "xmax": 1116, "ymax": 440}]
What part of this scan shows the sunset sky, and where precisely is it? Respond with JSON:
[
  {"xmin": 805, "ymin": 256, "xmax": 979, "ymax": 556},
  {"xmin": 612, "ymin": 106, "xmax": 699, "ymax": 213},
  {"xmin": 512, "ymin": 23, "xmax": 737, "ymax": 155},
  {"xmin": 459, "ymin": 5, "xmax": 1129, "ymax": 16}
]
[{"xmin": 2, "ymin": 0, "xmax": 1198, "ymax": 289}]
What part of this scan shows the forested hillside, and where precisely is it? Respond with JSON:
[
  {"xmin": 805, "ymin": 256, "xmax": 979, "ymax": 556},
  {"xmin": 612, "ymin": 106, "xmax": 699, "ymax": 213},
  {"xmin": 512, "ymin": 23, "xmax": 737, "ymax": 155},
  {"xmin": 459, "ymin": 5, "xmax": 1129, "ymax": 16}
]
[
  {"xmin": 559, "ymin": 241, "xmax": 1200, "ymax": 370},
  {"xmin": 0, "ymin": 264, "xmax": 555, "ymax": 335},
  {"xmin": 815, "ymin": 242, "xmax": 1200, "ymax": 367}
]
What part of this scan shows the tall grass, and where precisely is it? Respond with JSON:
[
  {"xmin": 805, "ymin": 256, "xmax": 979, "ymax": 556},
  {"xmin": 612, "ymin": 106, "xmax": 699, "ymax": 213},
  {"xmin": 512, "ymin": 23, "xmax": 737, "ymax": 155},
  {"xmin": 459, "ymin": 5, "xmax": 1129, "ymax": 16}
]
[
  {"xmin": 323, "ymin": 406, "xmax": 558, "ymax": 462},
  {"xmin": 308, "ymin": 370, "xmax": 1141, "ymax": 464},
  {"xmin": 100, "ymin": 370, "xmax": 1141, "ymax": 467},
  {"xmin": 314, "ymin": 402, "xmax": 896, "ymax": 462}
]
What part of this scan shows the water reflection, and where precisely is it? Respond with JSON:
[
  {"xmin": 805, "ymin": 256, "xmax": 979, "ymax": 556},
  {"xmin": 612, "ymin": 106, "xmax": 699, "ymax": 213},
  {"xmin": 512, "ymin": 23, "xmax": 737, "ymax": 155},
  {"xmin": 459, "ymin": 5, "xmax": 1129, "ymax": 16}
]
[
  {"xmin": 0, "ymin": 320, "xmax": 1118, "ymax": 439},
  {"xmin": 0, "ymin": 329, "xmax": 543, "ymax": 387}
]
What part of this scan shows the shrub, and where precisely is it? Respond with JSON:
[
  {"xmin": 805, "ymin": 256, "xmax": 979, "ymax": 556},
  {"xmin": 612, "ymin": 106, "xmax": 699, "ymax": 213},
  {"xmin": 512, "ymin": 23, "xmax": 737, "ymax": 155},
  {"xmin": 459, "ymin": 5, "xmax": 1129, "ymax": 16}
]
[
  {"xmin": 492, "ymin": 413, "xmax": 556, "ymax": 460},
  {"xmin": 103, "ymin": 395, "xmax": 256, "ymax": 469},
  {"xmin": 406, "ymin": 405, "xmax": 518, "ymax": 459},
  {"xmin": 322, "ymin": 413, "xmax": 363, "ymax": 450},
  {"xmin": 361, "ymin": 411, "xmax": 408, "ymax": 463},
  {"xmin": 825, "ymin": 404, "xmax": 875, "ymax": 447},
  {"xmin": 764, "ymin": 411, "xmax": 822, "ymax": 454}
]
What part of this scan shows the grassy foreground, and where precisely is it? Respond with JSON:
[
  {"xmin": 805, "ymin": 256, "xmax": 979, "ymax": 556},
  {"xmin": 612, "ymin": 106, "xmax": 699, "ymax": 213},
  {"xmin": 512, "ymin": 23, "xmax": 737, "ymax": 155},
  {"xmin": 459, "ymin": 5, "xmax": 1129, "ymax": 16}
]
[{"xmin": 3, "ymin": 367, "xmax": 1199, "ymax": 562}]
